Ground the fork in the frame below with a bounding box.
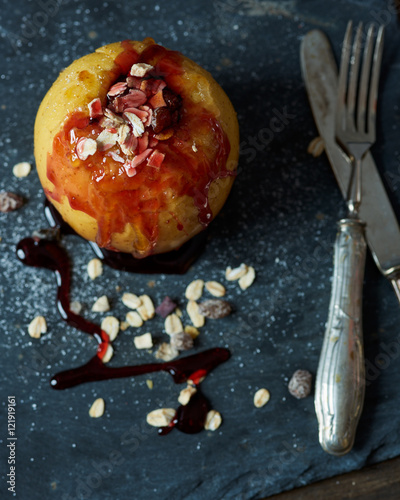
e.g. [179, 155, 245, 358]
[314, 21, 384, 456]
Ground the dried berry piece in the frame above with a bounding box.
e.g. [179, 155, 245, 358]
[151, 107, 179, 134]
[198, 299, 232, 319]
[0, 192, 24, 212]
[162, 88, 182, 110]
[170, 332, 194, 351]
[288, 369, 312, 399]
[155, 296, 177, 318]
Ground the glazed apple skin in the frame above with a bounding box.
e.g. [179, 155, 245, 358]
[34, 38, 239, 258]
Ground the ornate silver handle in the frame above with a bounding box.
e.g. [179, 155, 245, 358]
[315, 218, 367, 455]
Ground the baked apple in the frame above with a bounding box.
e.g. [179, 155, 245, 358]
[34, 38, 239, 258]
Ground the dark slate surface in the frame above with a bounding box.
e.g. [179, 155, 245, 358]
[2, 0, 400, 499]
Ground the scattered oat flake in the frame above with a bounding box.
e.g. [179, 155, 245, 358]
[92, 295, 110, 312]
[205, 281, 226, 297]
[101, 316, 120, 341]
[87, 258, 103, 280]
[178, 385, 197, 406]
[184, 325, 200, 339]
[134, 332, 153, 349]
[307, 136, 325, 157]
[254, 388, 270, 408]
[122, 293, 142, 309]
[155, 342, 179, 362]
[96, 129, 118, 151]
[186, 300, 205, 328]
[225, 263, 248, 281]
[146, 379, 154, 390]
[146, 408, 176, 427]
[89, 398, 105, 418]
[102, 344, 114, 363]
[164, 313, 183, 336]
[238, 266, 256, 290]
[126, 311, 143, 327]
[204, 410, 222, 431]
[137, 295, 155, 321]
[28, 316, 47, 339]
[120, 320, 130, 331]
[13, 162, 31, 178]
[175, 307, 183, 318]
[185, 279, 204, 301]
[70, 301, 82, 314]
[0, 192, 24, 212]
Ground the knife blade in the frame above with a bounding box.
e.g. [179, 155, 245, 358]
[300, 29, 400, 298]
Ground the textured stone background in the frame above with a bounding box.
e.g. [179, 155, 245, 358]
[1, 0, 400, 499]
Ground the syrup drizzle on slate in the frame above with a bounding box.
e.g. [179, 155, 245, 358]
[16, 204, 230, 434]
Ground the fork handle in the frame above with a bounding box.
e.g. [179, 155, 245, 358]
[315, 218, 366, 456]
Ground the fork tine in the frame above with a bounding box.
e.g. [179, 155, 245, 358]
[367, 25, 385, 140]
[336, 20, 353, 133]
[347, 22, 363, 130]
[356, 24, 375, 134]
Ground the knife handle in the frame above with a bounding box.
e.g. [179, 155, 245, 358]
[315, 218, 367, 456]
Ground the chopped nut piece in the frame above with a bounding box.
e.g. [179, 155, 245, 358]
[130, 62, 154, 77]
[225, 263, 248, 281]
[155, 296, 177, 318]
[146, 379, 153, 389]
[70, 301, 82, 314]
[89, 398, 105, 418]
[205, 281, 226, 297]
[164, 313, 183, 336]
[28, 316, 47, 339]
[0, 192, 24, 212]
[198, 299, 232, 319]
[186, 300, 205, 327]
[121, 293, 142, 310]
[170, 332, 194, 351]
[238, 266, 256, 290]
[102, 344, 114, 363]
[87, 258, 103, 280]
[307, 136, 325, 157]
[178, 385, 197, 405]
[126, 311, 143, 327]
[288, 370, 312, 399]
[134, 332, 153, 349]
[13, 161, 31, 178]
[185, 279, 204, 300]
[155, 342, 179, 361]
[92, 295, 110, 312]
[254, 388, 271, 408]
[101, 316, 120, 341]
[204, 410, 222, 431]
[146, 408, 175, 427]
[184, 325, 200, 339]
[137, 295, 155, 321]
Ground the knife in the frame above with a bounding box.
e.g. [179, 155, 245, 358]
[300, 29, 398, 455]
[301, 30, 400, 292]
